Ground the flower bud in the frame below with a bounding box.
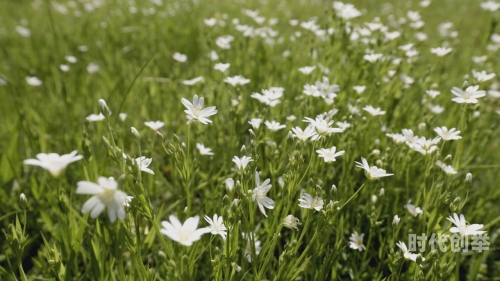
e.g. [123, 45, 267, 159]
[225, 178, 234, 191]
[131, 127, 140, 139]
[393, 215, 400, 225]
[283, 215, 301, 230]
[19, 193, 27, 209]
[98, 99, 111, 116]
[418, 122, 427, 131]
[465, 173, 472, 182]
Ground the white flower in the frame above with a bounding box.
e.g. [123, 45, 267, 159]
[232, 156, 253, 171]
[404, 200, 423, 216]
[291, 126, 316, 141]
[59, 64, 70, 72]
[298, 193, 324, 211]
[26, 76, 42, 86]
[428, 104, 445, 114]
[24, 151, 83, 178]
[315, 76, 340, 97]
[396, 241, 425, 262]
[436, 160, 458, 175]
[243, 233, 262, 262]
[204, 18, 217, 26]
[248, 118, 263, 129]
[349, 232, 366, 251]
[135, 156, 154, 174]
[264, 120, 286, 131]
[181, 94, 217, 124]
[333, 2, 362, 19]
[353, 85, 366, 94]
[173, 52, 187, 62]
[393, 215, 400, 225]
[303, 116, 343, 140]
[76, 177, 127, 223]
[447, 213, 486, 236]
[472, 69, 496, 82]
[430, 47, 452, 56]
[355, 157, 393, 179]
[182, 76, 204, 85]
[196, 143, 214, 155]
[252, 171, 274, 217]
[434, 126, 462, 141]
[363, 105, 386, 116]
[209, 50, 219, 61]
[86, 113, 105, 122]
[481, 1, 500, 11]
[316, 146, 345, 162]
[214, 63, 230, 72]
[225, 178, 235, 191]
[298, 66, 316, 75]
[65, 55, 77, 63]
[204, 214, 227, 239]
[160, 215, 211, 246]
[16, 26, 31, 37]
[283, 215, 301, 230]
[144, 121, 164, 131]
[336, 121, 351, 130]
[224, 75, 250, 86]
[303, 84, 321, 97]
[363, 53, 383, 62]
[86, 62, 100, 73]
[410, 137, 441, 155]
[451, 85, 486, 104]
[426, 90, 440, 99]
[215, 35, 234, 49]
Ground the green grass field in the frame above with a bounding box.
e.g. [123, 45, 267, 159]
[1, 0, 500, 280]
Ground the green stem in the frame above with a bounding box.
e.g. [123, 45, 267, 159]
[340, 182, 366, 209]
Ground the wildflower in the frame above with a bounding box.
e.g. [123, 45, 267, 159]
[303, 116, 343, 140]
[428, 104, 445, 114]
[144, 121, 164, 131]
[451, 85, 486, 104]
[243, 234, 262, 262]
[60, 64, 70, 72]
[316, 146, 345, 162]
[225, 178, 235, 191]
[24, 151, 83, 178]
[264, 120, 286, 131]
[135, 156, 154, 174]
[196, 143, 214, 155]
[430, 47, 452, 56]
[232, 156, 253, 171]
[26, 76, 42, 86]
[204, 214, 227, 239]
[181, 94, 217, 124]
[76, 177, 127, 223]
[466, 173, 472, 182]
[426, 90, 440, 99]
[291, 126, 316, 141]
[396, 241, 425, 262]
[315, 76, 340, 97]
[336, 121, 351, 130]
[410, 137, 441, 155]
[214, 63, 230, 72]
[472, 69, 496, 82]
[298, 66, 316, 75]
[86, 113, 105, 122]
[215, 35, 234, 49]
[86, 62, 100, 74]
[393, 215, 400, 225]
[248, 118, 263, 129]
[404, 200, 423, 216]
[298, 193, 324, 211]
[65, 55, 77, 63]
[19, 193, 28, 209]
[131, 127, 140, 139]
[436, 161, 458, 175]
[447, 213, 486, 236]
[363, 53, 383, 62]
[355, 157, 393, 179]
[173, 52, 187, 62]
[349, 232, 366, 251]
[160, 215, 211, 246]
[332, 2, 362, 19]
[252, 171, 274, 217]
[283, 215, 301, 230]
[16, 26, 31, 37]
[363, 105, 386, 116]
[303, 84, 321, 97]
[224, 75, 250, 86]
[434, 126, 462, 140]
[481, 1, 500, 11]
[182, 76, 204, 85]
[353, 85, 366, 94]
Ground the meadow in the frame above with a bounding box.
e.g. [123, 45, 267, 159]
[1, 0, 500, 280]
